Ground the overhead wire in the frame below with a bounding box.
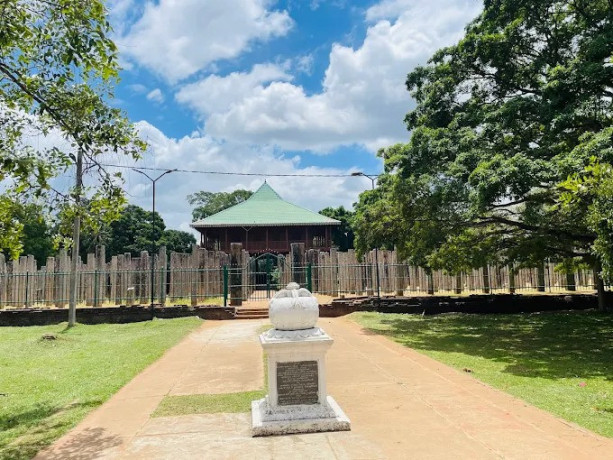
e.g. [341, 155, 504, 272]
[99, 163, 381, 178]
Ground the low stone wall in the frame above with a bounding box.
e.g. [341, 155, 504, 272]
[319, 301, 362, 317]
[366, 293, 607, 315]
[2, 293, 609, 326]
[0, 305, 235, 327]
[325, 293, 609, 316]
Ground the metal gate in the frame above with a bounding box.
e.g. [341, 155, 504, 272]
[223, 253, 314, 305]
[245, 253, 290, 301]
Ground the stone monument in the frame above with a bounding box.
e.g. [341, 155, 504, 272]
[251, 282, 351, 436]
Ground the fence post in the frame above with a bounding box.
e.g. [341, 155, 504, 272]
[223, 265, 228, 307]
[25, 271, 30, 308]
[266, 255, 271, 298]
[307, 263, 312, 292]
[509, 265, 516, 294]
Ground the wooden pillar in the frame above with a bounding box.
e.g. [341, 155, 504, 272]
[305, 227, 309, 249]
[230, 242, 243, 306]
[509, 265, 516, 294]
[266, 228, 269, 250]
[285, 227, 289, 252]
[224, 228, 228, 253]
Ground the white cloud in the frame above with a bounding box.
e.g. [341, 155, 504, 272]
[120, 0, 293, 82]
[175, 63, 292, 119]
[146, 88, 165, 104]
[177, 0, 481, 152]
[295, 54, 314, 75]
[123, 121, 367, 232]
[129, 83, 147, 94]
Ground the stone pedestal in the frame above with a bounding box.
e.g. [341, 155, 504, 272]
[252, 328, 350, 436]
[251, 283, 350, 436]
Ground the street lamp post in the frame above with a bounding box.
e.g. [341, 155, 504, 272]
[351, 171, 381, 300]
[133, 168, 177, 313]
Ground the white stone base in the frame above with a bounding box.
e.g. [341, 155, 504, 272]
[251, 396, 351, 437]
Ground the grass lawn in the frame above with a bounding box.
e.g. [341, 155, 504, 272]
[153, 333, 270, 419]
[352, 311, 613, 438]
[154, 390, 266, 417]
[0, 317, 202, 460]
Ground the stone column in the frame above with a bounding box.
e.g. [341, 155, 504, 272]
[291, 242, 305, 286]
[230, 242, 243, 306]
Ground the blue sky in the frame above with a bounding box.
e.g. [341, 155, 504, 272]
[102, 0, 482, 233]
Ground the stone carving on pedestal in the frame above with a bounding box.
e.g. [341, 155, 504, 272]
[251, 282, 351, 436]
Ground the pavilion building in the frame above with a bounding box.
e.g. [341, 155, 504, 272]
[190, 182, 340, 254]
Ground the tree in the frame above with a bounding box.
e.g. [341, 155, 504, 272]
[159, 230, 197, 254]
[188, 190, 253, 221]
[355, 0, 613, 308]
[559, 157, 613, 282]
[101, 205, 165, 257]
[1, 1, 145, 323]
[16, 204, 54, 267]
[1, 0, 144, 231]
[319, 206, 355, 251]
[68, 205, 196, 257]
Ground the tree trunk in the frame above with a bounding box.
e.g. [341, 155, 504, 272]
[68, 149, 83, 326]
[593, 261, 608, 312]
[537, 264, 546, 292]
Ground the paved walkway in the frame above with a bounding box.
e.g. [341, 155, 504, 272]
[37, 317, 613, 459]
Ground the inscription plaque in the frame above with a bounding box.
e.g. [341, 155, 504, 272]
[276, 360, 319, 406]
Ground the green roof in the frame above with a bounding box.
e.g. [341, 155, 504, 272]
[190, 182, 341, 228]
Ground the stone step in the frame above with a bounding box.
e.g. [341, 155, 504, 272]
[235, 309, 269, 319]
[234, 314, 270, 320]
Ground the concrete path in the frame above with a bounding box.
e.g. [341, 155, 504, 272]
[37, 317, 613, 459]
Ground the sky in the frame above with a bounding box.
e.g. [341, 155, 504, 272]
[96, 0, 483, 234]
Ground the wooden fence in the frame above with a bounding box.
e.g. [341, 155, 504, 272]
[0, 244, 598, 309]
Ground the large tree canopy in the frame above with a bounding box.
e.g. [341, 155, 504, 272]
[0, 0, 144, 257]
[355, 0, 613, 292]
[319, 206, 356, 251]
[64, 204, 197, 258]
[188, 189, 253, 221]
